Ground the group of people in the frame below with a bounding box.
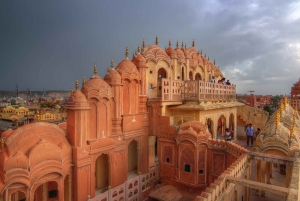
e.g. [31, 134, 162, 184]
[210, 76, 231, 85]
[245, 123, 260, 146]
[222, 124, 261, 146]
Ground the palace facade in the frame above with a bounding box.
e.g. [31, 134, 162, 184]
[0, 38, 299, 201]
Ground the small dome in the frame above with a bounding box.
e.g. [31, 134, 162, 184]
[132, 53, 146, 68]
[66, 90, 89, 109]
[175, 48, 184, 56]
[166, 46, 176, 57]
[104, 69, 122, 85]
[84, 75, 111, 90]
[117, 58, 138, 73]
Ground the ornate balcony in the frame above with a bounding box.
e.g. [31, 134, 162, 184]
[160, 78, 236, 102]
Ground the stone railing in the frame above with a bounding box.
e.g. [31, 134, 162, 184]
[208, 139, 248, 158]
[195, 150, 248, 201]
[88, 165, 159, 201]
[184, 80, 236, 102]
[161, 79, 183, 102]
[160, 79, 236, 102]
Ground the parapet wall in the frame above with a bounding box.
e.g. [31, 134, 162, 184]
[196, 141, 248, 201]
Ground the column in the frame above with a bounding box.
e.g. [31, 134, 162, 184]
[59, 178, 65, 201]
[270, 163, 273, 178]
[256, 160, 261, 183]
[265, 162, 270, 184]
[261, 161, 265, 197]
[286, 165, 292, 188]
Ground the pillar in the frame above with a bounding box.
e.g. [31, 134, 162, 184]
[256, 160, 261, 183]
[286, 165, 292, 188]
[59, 178, 65, 201]
[266, 162, 270, 184]
[261, 161, 265, 197]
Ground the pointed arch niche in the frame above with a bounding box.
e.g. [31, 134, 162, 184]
[95, 154, 110, 194]
[127, 140, 139, 179]
[217, 115, 226, 138]
[195, 73, 201, 81]
[157, 68, 167, 98]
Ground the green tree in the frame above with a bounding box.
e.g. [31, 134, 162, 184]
[271, 95, 281, 110]
[263, 105, 273, 115]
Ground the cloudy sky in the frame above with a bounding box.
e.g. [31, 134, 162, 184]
[1, 0, 300, 95]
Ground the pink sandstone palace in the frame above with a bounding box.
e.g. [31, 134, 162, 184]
[0, 37, 300, 201]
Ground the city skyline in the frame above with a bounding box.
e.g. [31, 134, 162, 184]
[1, 0, 300, 95]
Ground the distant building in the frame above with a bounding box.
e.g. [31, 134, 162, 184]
[290, 78, 300, 112]
[237, 94, 272, 109]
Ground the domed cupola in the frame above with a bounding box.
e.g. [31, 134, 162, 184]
[81, 64, 113, 98]
[141, 37, 171, 65]
[131, 45, 147, 68]
[174, 41, 185, 63]
[104, 59, 122, 85]
[66, 79, 89, 109]
[116, 48, 141, 81]
[176, 121, 212, 145]
[165, 40, 177, 59]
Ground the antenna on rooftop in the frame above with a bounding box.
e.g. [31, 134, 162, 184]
[15, 84, 19, 99]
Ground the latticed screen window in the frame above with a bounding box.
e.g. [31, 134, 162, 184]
[184, 164, 191, 172]
[199, 169, 204, 174]
[166, 157, 170, 163]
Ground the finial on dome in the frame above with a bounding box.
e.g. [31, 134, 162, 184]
[214, 59, 216, 65]
[208, 56, 210, 61]
[192, 39, 195, 47]
[200, 49, 202, 55]
[165, 46, 167, 51]
[284, 94, 288, 107]
[290, 125, 294, 139]
[125, 47, 129, 58]
[176, 41, 179, 48]
[71, 88, 73, 96]
[155, 36, 158, 45]
[181, 41, 184, 48]
[169, 39, 171, 47]
[111, 59, 114, 69]
[280, 101, 283, 121]
[75, 79, 78, 90]
[82, 77, 85, 86]
[275, 111, 280, 135]
[142, 39, 145, 49]
[185, 43, 187, 49]
[0, 138, 5, 147]
[137, 44, 140, 53]
[204, 53, 206, 58]
[94, 63, 97, 75]
[291, 109, 297, 138]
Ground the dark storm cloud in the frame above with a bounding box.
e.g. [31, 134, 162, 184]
[0, 0, 299, 95]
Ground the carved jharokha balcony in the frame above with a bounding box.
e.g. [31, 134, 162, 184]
[160, 78, 236, 102]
